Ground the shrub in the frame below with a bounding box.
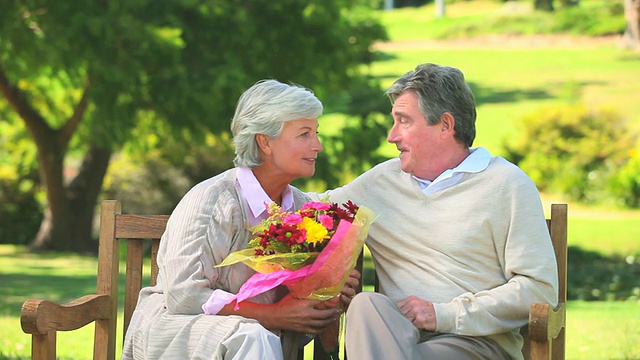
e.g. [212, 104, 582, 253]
[503, 105, 638, 205]
[568, 246, 640, 301]
[103, 132, 235, 215]
[609, 147, 640, 208]
[0, 119, 43, 245]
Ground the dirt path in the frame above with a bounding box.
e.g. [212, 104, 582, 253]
[375, 34, 623, 50]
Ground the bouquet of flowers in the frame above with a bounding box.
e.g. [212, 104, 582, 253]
[213, 199, 374, 358]
[216, 199, 375, 306]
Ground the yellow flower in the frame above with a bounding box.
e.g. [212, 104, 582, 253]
[300, 217, 328, 245]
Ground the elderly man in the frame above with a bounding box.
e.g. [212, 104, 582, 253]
[313, 63, 558, 360]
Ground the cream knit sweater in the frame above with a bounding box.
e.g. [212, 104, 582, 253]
[317, 156, 558, 360]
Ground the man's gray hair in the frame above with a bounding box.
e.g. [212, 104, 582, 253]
[386, 63, 476, 147]
[231, 79, 323, 167]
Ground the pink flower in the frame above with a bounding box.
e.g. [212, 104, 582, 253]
[317, 214, 334, 230]
[302, 201, 331, 211]
[284, 213, 303, 225]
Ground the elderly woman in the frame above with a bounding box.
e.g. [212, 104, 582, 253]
[122, 80, 359, 360]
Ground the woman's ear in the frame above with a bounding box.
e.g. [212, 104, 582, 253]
[256, 134, 272, 155]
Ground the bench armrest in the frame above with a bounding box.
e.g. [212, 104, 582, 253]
[21, 294, 112, 335]
[528, 301, 566, 342]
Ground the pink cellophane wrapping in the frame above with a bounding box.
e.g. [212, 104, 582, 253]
[215, 205, 374, 310]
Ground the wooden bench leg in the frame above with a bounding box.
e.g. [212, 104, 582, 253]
[31, 331, 56, 360]
[530, 339, 551, 360]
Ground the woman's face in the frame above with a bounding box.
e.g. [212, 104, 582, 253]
[266, 118, 323, 181]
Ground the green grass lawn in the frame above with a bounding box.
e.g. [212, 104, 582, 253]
[3, 1, 640, 359]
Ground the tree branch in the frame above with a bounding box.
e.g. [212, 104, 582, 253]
[0, 61, 53, 144]
[60, 78, 90, 146]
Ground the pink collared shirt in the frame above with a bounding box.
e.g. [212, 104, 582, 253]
[235, 166, 295, 226]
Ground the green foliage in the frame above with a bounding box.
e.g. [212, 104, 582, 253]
[0, 119, 42, 245]
[379, 0, 626, 41]
[0, 0, 388, 145]
[609, 147, 640, 208]
[0, 0, 389, 250]
[552, 1, 626, 36]
[103, 131, 235, 215]
[568, 246, 640, 301]
[504, 105, 638, 205]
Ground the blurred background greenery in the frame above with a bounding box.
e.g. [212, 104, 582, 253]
[1, 0, 639, 359]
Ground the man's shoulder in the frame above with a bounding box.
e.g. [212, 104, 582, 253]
[371, 158, 403, 173]
[288, 185, 312, 205]
[485, 156, 539, 191]
[488, 156, 526, 176]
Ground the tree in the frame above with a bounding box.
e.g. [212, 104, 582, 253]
[623, 0, 640, 50]
[534, 0, 555, 12]
[0, 0, 387, 252]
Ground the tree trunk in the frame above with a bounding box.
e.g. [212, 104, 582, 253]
[0, 63, 108, 252]
[435, 0, 445, 18]
[622, 0, 640, 51]
[29, 143, 112, 252]
[67, 144, 112, 252]
[28, 130, 73, 251]
[534, 0, 554, 11]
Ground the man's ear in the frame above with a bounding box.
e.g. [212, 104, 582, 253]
[256, 134, 272, 155]
[440, 112, 455, 135]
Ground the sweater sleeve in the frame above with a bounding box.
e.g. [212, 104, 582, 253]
[433, 173, 559, 336]
[158, 177, 245, 315]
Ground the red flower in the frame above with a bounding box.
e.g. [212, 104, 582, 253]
[249, 200, 361, 256]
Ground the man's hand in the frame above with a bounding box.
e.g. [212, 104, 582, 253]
[396, 295, 437, 331]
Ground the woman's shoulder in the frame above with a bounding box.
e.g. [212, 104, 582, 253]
[189, 169, 237, 195]
[173, 169, 241, 215]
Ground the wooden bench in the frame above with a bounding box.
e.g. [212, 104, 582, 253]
[21, 200, 566, 360]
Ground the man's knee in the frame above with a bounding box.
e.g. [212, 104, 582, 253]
[350, 292, 389, 308]
[347, 292, 396, 324]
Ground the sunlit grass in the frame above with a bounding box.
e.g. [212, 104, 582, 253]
[566, 301, 640, 360]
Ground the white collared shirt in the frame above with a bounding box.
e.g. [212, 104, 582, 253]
[412, 147, 492, 195]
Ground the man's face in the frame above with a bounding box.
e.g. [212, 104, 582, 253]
[387, 91, 443, 180]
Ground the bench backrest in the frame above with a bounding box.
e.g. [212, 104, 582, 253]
[96, 200, 169, 359]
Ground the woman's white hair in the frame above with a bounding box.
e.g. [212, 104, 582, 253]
[231, 79, 323, 168]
